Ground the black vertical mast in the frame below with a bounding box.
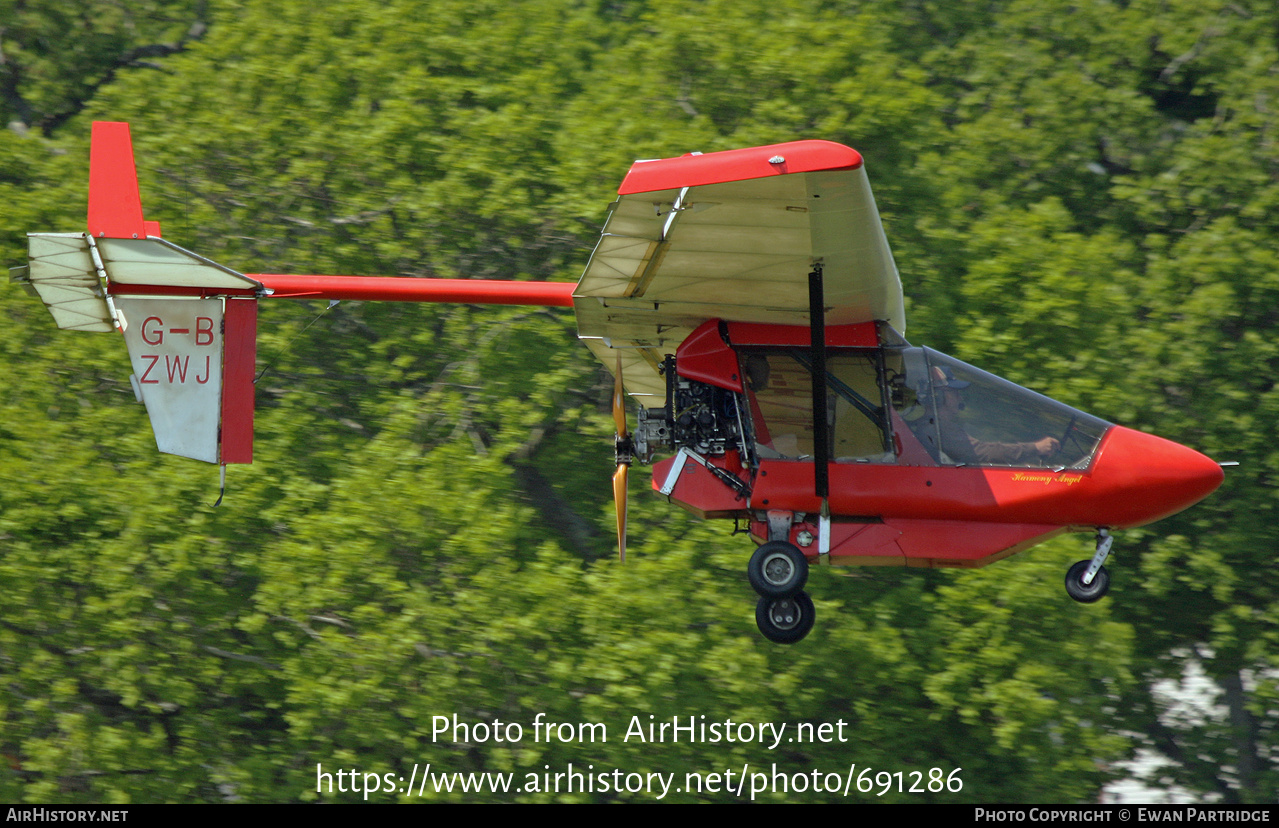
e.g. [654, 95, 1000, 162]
[808, 265, 829, 499]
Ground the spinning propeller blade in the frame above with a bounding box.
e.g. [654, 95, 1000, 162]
[613, 463, 628, 563]
[612, 354, 629, 437]
[613, 354, 630, 562]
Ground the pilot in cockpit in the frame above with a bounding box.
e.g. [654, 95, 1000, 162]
[932, 365, 1060, 466]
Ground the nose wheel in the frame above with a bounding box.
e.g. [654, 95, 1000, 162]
[1065, 529, 1113, 603]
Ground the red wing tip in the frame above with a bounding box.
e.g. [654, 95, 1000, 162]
[618, 140, 863, 195]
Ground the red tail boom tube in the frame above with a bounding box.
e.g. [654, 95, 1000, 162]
[250, 274, 576, 306]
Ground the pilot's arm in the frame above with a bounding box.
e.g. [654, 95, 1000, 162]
[970, 436, 1060, 465]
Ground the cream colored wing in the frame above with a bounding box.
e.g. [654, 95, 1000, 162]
[574, 140, 903, 405]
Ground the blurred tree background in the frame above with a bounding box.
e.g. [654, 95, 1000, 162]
[0, 0, 1274, 803]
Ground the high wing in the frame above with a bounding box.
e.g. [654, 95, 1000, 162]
[572, 140, 904, 403]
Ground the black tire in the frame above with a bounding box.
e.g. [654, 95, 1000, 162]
[755, 591, 816, 644]
[748, 540, 809, 598]
[1065, 559, 1110, 603]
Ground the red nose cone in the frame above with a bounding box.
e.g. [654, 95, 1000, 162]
[1091, 426, 1225, 527]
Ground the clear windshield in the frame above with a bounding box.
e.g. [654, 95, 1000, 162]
[741, 345, 1110, 470]
[886, 347, 1110, 469]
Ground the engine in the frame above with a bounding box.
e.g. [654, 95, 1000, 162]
[633, 357, 749, 464]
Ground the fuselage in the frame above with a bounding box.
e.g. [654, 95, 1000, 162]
[648, 319, 1223, 567]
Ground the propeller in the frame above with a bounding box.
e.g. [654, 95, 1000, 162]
[612, 354, 632, 562]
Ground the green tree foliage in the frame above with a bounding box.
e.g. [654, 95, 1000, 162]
[0, 0, 1274, 803]
[0, 1, 210, 136]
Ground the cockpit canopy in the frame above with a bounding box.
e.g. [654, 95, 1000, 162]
[741, 343, 1110, 470]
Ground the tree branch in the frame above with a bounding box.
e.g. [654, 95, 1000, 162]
[36, 13, 211, 137]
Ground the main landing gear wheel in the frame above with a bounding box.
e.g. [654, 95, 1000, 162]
[748, 541, 809, 598]
[755, 591, 815, 644]
[1065, 560, 1110, 603]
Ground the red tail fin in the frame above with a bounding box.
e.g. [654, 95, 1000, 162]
[87, 122, 158, 239]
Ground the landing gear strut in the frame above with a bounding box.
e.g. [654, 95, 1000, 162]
[1065, 529, 1113, 603]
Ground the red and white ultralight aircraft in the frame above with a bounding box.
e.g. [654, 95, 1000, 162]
[15, 122, 1225, 643]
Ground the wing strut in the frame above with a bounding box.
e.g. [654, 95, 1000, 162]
[809, 264, 829, 500]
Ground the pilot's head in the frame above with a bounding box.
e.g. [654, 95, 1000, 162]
[931, 365, 970, 411]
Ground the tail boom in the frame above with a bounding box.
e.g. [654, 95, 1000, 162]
[248, 273, 575, 306]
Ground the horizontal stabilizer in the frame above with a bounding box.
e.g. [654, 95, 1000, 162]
[98, 236, 263, 292]
[20, 234, 115, 331]
[25, 233, 264, 321]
